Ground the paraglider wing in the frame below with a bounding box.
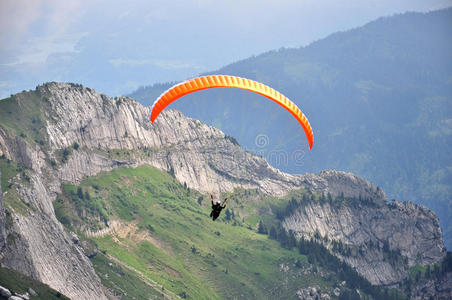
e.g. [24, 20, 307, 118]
[150, 75, 313, 149]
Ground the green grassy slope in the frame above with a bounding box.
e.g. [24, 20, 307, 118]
[55, 165, 374, 299]
[0, 266, 70, 299]
[0, 90, 50, 151]
[0, 156, 33, 216]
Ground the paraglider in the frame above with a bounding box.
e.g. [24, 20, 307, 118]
[150, 75, 314, 149]
[210, 193, 228, 221]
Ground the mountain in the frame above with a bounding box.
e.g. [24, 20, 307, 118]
[129, 8, 452, 249]
[0, 83, 449, 298]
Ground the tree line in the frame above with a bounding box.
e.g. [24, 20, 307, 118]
[272, 192, 378, 221]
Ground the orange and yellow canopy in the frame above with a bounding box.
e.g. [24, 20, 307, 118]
[150, 75, 313, 149]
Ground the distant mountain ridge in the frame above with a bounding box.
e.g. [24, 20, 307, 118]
[129, 8, 452, 249]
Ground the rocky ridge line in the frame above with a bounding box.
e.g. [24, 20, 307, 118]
[0, 82, 446, 297]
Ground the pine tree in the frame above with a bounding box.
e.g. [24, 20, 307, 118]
[77, 187, 84, 199]
[288, 230, 297, 249]
[297, 237, 307, 255]
[434, 264, 440, 279]
[269, 225, 278, 240]
[225, 209, 231, 221]
[327, 192, 333, 204]
[257, 220, 268, 234]
[320, 193, 326, 204]
[314, 230, 321, 240]
[278, 227, 288, 247]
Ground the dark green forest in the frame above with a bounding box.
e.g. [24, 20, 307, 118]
[130, 9, 452, 249]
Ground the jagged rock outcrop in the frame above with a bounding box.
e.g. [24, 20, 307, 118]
[0, 170, 6, 255]
[0, 82, 446, 297]
[0, 285, 12, 298]
[283, 198, 445, 286]
[0, 172, 107, 299]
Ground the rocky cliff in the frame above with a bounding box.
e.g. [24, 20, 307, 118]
[0, 170, 6, 256]
[0, 82, 446, 298]
[0, 167, 107, 298]
[283, 198, 445, 286]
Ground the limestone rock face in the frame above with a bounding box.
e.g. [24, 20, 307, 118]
[34, 83, 392, 200]
[283, 199, 445, 286]
[0, 285, 12, 298]
[299, 170, 386, 203]
[38, 83, 305, 196]
[1, 172, 107, 300]
[0, 82, 446, 297]
[0, 170, 5, 255]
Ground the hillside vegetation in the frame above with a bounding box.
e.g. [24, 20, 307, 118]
[54, 165, 405, 299]
[0, 266, 70, 299]
[130, 9, 452, 249]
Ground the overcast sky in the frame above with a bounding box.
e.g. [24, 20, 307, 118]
[1, 0, 451, 97]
